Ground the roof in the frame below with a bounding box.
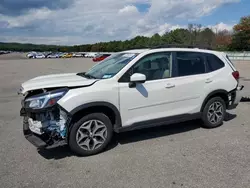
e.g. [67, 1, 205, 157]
[120, 49, 150, 54]
[148, 48, 218, 53]
[119, 47, 220, 55]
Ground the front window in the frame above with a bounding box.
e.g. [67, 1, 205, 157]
[84, 53, 138, 79]
[119, 52, 173, 82]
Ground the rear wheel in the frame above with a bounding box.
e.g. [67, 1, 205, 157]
[201, 97, 226, 128]
[69, 113, 113, 156]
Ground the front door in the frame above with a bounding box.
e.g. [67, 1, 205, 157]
[118, 52, 178, 127]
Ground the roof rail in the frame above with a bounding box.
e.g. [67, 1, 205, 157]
[151, 44, 213, 50]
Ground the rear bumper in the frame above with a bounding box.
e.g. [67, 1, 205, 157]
[227, 85, 244, 110]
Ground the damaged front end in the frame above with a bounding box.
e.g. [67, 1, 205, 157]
[20, 88, 71, 149]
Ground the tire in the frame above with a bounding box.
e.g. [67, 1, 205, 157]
[201, 97, 226, 128]
[69, 113, 113, 156]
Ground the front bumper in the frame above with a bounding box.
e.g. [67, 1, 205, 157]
[23, 117, 67, 149]
[21, 105, 70, 149]
[227, 85, 244, 110]
[23, 119, 48, 148]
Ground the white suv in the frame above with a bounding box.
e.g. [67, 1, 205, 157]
[18, 47, 244, 156]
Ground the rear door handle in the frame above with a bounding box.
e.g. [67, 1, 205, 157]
[205, 78, 213, 83]
[165, 83, 175, 88]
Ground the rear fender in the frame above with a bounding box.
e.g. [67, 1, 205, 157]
[200, 89, 229, 112]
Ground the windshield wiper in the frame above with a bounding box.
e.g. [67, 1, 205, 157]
[85, 73, 97, 79]
[77, 72, 97, 79]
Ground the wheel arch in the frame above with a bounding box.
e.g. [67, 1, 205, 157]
[200, 89, 229, 112]
[69, 102, 122, 131]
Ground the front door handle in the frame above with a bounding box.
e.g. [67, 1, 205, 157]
[165, 83, 175, 88]
[205, 78, 213, 83]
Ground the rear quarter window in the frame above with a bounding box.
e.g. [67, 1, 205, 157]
[205, 54, 225, 72]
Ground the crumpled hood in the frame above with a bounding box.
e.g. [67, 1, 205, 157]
[19, 73, 97, 94]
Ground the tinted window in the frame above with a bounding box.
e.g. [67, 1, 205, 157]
[226, 55, 236, 68]
[119, 52, 172, 82]
[176, 52, 205, 76]
[206, 54, 224, 72]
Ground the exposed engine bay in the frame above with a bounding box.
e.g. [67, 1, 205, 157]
[20, 87, 70, 148]
[26, 107, 67, 138]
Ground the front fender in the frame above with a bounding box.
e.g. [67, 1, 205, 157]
[69, 101, 122, 129]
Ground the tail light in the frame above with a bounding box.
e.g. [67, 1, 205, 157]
[232, 71, 239, 81]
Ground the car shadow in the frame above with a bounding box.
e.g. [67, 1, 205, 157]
[224, 112, 237, 121]
[37, 136, 118, 160]
[37, 112, 237, 160]
[37, 145, 72, 160]
[116, 119, 201, 145]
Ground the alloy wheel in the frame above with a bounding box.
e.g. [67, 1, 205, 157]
[207, 101, 224, 124]
[76, 120, 107, 151]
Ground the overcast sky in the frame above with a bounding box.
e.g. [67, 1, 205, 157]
[0, 0, 249, 45]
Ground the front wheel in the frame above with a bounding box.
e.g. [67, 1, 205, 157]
[201, 97, 226, 128]
[69, 113, 113, 156]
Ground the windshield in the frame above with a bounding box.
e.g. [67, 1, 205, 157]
[84, 53, 138, 79]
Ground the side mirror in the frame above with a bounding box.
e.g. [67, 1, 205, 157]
[129, 73, 146, 88]
[130, 73, 146, 83]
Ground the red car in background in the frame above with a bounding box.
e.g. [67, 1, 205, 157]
[92, 54, 111, 62]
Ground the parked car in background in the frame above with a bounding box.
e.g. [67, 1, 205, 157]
[73, 53, 84, 58]
[62, 53, 73, 58]
[93, 54, 111, 62]
[85, 53, 97, 58]
[0, 50, 11, 55]
[47, 53, 60, 58]
[34, 53, 45, 59]
[44, 52, 52, 58]
[26, 52, 37, 58]
[58, 52, 65, 58]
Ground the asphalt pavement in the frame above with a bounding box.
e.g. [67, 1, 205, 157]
[0, 57, 249, 188]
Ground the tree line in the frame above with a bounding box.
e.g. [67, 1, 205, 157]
[1, 15, 249, 52]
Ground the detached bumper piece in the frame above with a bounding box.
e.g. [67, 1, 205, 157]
[23, 118, 67, 149]
[23, 118, 47, 148]
[21, 105, 69, 149]
[241, 96, 250, 102]
[227, 85, 244, 110]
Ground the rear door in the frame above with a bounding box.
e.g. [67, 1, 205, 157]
[169, 51, 209, 114]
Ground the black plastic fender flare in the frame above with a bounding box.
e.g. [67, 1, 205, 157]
[200, 89, 229, 112]
[69, 101, 122, 129]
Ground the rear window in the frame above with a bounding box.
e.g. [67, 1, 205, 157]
[226, 55, 235, 67]
[206, 54, 225, 72]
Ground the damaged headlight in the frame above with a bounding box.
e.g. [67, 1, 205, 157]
[25, 88, 68, 109]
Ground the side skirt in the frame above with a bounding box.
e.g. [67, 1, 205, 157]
[115, 113, 202, 133]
